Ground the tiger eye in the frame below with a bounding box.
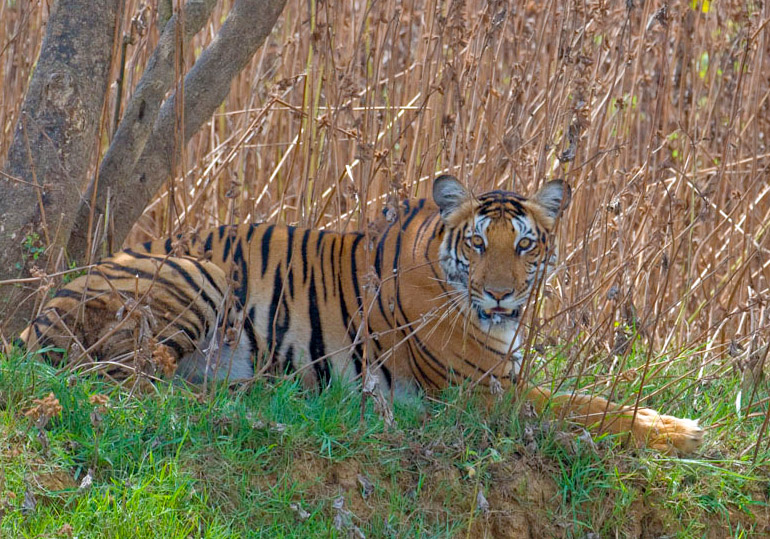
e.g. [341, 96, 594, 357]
[471, 235, 485, 249]
[517, 237, 533, 250]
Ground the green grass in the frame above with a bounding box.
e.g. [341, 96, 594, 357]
[1, 348, 768, 538]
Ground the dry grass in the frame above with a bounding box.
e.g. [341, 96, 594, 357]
[3, 1, 770, 451]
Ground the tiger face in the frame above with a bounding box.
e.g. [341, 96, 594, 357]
[432, 175, 571, 327]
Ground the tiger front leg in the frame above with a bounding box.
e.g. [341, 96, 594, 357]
[565, 396, 704, 456]
[622, 406, 704, 455]
[523, 386, 704, 455]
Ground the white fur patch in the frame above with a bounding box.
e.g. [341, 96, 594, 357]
[176, 328, 254, 383]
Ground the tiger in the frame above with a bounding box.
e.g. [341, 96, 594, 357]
[20, 175, 703, 455]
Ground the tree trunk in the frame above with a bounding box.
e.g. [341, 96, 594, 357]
[0, 0, 119, 335]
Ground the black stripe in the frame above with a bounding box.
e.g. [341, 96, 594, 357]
[330, 236, 339, 298]
[374, 219, 397, 278]
[337, 238, 363, 376]
[393, 230, 402, 272]
[152, 294, 207, 341]
[414, 202, 436, 237]
[267, 268, 290, 361]
[286, 225, 296, 255]
[404, 338, 437, 389]
[380, 364, 392, 389]
[244, 306, 259, 360]
[246, 225, 257, 242]
[189, 259, 225, 297]
[286, 227, 296, 299]
[149, 290, 212, 340]
[315, 230, 327, 255]
[33, 322, 46, 343]
[162, 318, 201, 346]
[308, 268, 330, 386]
[329, 237, 337, 292]
[232, 241, 248, 307]
[413, 335, 458, 386]
[52, 288, 88, 301]
[393, 282, 449, 385]
[320, 239, 329, 303]
[301, 229, 311, 283]
[374, 223, 396, 326]
[91, 260, 212, 332]
[401, 199, 425, 231]
[33, 314, 56, 329]
[160, 338, 186, 358]
[223, 232, 233, 261]
[467, 331, 510, 357]
[425, 225, 444, 281]
[260, 225, 275, 276]
[284, 345, 296, 374]
[349, 235, 367, 375]
[203, 231, 213, 253]
[349, 235, 365, 318]
[116, 252, 220, 314]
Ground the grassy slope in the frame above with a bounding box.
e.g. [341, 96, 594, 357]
[1, 349, 768, 538]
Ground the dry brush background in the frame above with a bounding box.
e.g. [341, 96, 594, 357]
[2, 1, 769, 438]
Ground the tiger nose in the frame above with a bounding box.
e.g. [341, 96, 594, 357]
[484, 287, 514, 301]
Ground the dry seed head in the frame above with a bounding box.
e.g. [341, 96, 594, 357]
[88, 394, 110, 406]
[151, 340, 177, 378]
[57, 523, 74, 538]
[24, 393, 63, 423]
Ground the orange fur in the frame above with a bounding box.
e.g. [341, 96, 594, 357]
[21, 177, 703, 454]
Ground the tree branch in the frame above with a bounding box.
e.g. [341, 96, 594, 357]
[67, 0, 218, 261]
[68, 0, 287, 260]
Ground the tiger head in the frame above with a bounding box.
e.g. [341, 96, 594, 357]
[432, 175, 571, 327]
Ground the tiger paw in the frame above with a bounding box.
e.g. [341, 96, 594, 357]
[634, 409, 704, 456]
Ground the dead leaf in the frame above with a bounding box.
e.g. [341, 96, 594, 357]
[476, 490, 490, 514]
[289, 502, 310, 521]
[357, 474, 374, 499]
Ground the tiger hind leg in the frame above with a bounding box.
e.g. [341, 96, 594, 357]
[20, 252, 248, 382]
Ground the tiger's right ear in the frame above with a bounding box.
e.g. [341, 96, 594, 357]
[433, 175, 470, 219]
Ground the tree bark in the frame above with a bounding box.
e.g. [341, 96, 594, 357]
[0, 0, 119, 334]
[67, 0, 287, 261]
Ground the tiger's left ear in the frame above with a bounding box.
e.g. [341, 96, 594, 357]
[433, 175, 471, 219]
[533, 180, 571, 219]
